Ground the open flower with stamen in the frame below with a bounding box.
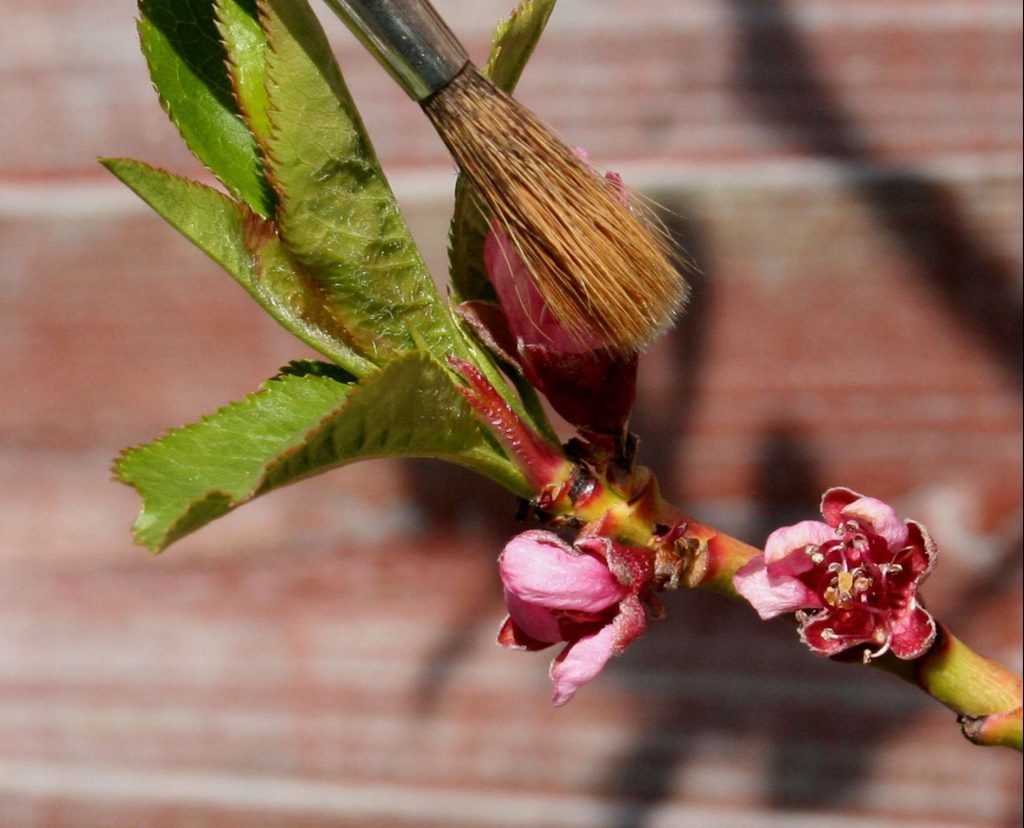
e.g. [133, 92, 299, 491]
[733, 488, 938, 662]
[498, 529, 653, 705]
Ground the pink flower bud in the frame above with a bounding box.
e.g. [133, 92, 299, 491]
[465, 223, 638, 435]
[497, 530, 652, 705]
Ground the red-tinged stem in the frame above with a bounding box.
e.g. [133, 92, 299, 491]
[962, 706, 1023, 750]
[641, 495, 763, 597]
[552, 466, 761, 595]
[449, 357, 573, 492]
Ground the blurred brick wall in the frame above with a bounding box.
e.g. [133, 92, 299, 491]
[1, 0, 1021, 826]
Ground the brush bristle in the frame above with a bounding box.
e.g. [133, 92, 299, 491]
[423, 66, 687, 354]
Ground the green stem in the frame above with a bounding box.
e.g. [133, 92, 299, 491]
[873, 627, 1024, 750]
[914, 628, 1023, 717]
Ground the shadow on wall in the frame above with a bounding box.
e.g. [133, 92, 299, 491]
[629, 194, 715, 503]
[400, 458, 521, 712]
[733, 0, 1022, 389]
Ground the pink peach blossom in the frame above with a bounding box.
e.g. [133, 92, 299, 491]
[498, 529, 652, 705]
[734, 487, 938, 661]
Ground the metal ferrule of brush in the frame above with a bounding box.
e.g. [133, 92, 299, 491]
[322, 0, 469, 101]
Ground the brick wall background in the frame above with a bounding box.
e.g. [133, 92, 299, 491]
[1, 0, 1021, 825]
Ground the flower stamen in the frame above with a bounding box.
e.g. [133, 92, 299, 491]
[863, 631, 893, 663]
[733, 487, 938, 661]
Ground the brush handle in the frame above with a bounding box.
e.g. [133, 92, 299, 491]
[321, 0, 469, 101]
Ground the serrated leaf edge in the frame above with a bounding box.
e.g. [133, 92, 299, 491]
[253, 0, 458, 365]
[101, 155, 258, 271]
[113, 370, 354, 551]
[212, 0, 277, 215]
[136, 6, 273, 216]
[102, 156, 378, 375]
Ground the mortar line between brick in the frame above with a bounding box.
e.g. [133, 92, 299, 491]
[1, 153, 1020, 218]
[0, 758, 984, 827]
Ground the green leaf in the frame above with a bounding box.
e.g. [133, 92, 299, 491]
[101, 158, 375, 376]
[116, 353, 527, 551]
[116, 367, 355, 552]
[448, 0, 558, 302]
[258, 352, 526, 497]
[215, 0, 272, 144]
[258, 0, 458, 362]
[102, 157, 254, 283]
[484, 0, 558, 92]
[138, 0, 275, 217]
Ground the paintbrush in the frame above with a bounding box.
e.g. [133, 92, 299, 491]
[320, 0, 687, 353]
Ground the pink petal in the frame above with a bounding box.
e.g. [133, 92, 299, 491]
[841, 496, 908, 549]
[820, 487, 861, 527]
[763, 520, 835, 567]
[500, 593, 562, 646]
[483, 227, 547, 334]
[603, 171, 629, 207]
[733, 557, 817, 619]
[484, 227, 585, 354]
[483, 224, 602, 354]
[499, 531, 628, 613]
[889, 604, 937, 659]
[549, 619, 619, 706]
[571, 147, 628, 207]
[904, 521, 939, 581]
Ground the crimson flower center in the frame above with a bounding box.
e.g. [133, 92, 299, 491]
[796, 520, 921, 659]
